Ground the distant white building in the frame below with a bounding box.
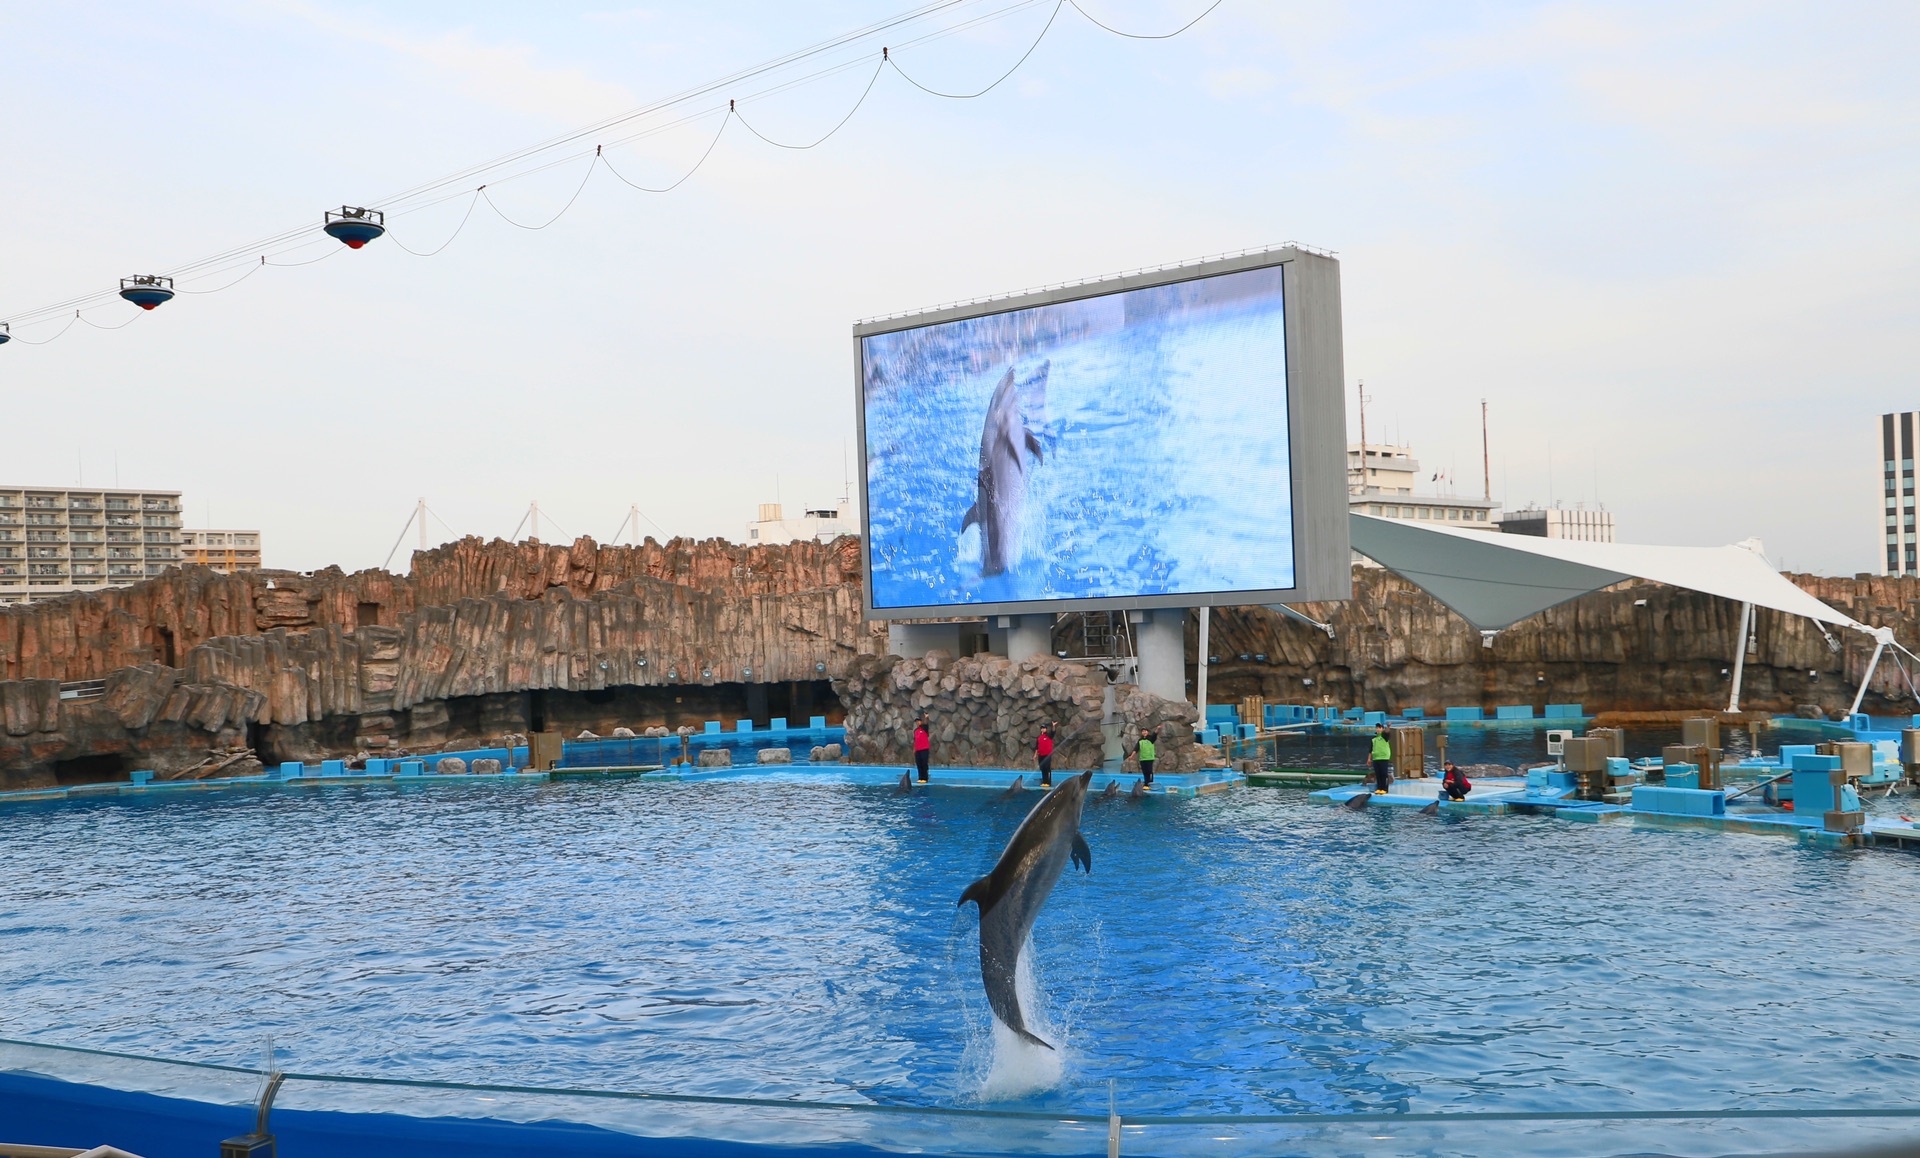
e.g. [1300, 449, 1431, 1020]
[1348, 443, 1500, 530]
[746, 502, 854, 544]
[1497, 504, 1615, 542]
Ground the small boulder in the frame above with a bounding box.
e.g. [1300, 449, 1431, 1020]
[757, 747, 792, 764]
[435, 757, 468, 775]
[612, 726, 636, 738]
[470, 757, 502, 776]
[576, 730, 600, 740]
[645, 726, 670, 738]
[697, 748, 733, 768]
[822, 742, 844, 761]
[809, 745, 826, 762]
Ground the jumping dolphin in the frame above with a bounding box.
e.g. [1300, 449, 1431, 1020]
[959, 770, 1092, 1051]
[959, 364, 1046, 577]
[894, 771, 914, 796]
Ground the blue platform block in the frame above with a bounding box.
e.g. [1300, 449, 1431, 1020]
[769, 717, 787, 732]
[703, 721, 722, 735]
[1548, 770, 1578, 790]
[1199, 727, 1221, 745]
[1362, 711, 1387, 726]
[1238, 724, 1258, 740]
[1401, 707, 1425, 720]
[397, 760, 425, 776]
[1632, 786, 1726, 816]
[1779, 744, 1816, 767]
[1544, 703, 1584, 719]
[1527, 768, 1550, 789]
[810, 716, 828, 730]
[320, 759, 347, 777]
[364, 758, 392, 776]
[1206, 704, 1240, 725]
[735, 719, 754, 733]
[129, 770, 154, 785]
[278, 761, 304, 779]
[1494, 705, 1535, 720]
[1605, 756, 1630, 776]
[1445, 707, 1485, 722]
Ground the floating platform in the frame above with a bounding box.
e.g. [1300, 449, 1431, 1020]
[1306, 778, 1919, 852]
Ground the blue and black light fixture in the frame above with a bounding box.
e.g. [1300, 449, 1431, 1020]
[323, 206, 386, 249]
[0, 323, 10, 346]
[119, 275, 175, 310]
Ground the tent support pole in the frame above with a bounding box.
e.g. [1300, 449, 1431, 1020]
[1195, 607, 1210, 723]
[1727, 601, 1752, 714]
[1850, 634, 1888, 719]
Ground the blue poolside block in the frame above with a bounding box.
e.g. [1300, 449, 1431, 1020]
[1544, 703, 1583, 719]
[1527, 768, 1550, 789]
[1606, 756, 1630, 776]
[1791, 769, 1838, 813]
[1791, 753, 1841, 773]
[1200, 727, 1220, 746]
[320, 759, 347, 777]
[769, 717, 787, 732]
[1401, 707, 1425, 720]
[703, 721, 722, 735]
[1494, 705, 1535, 720]
[1238, 724, 1258, 740]
[277, 761, 304, 779]
[735, 719, 753, 733]
[1548, 770, 1578, 790]
[809, 715, 827, 730]
[397, 760, 425, 776]
[1206, 705, 1239, 725]
[1632, 786, 1726, 816]
[129, 770, 154, 785]
[1362, 711, 1386, 726]
[1445, 707, 1484, 722]
[364, 758, 392, 776]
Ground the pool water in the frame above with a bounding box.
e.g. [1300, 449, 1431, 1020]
[3, 776, 1918, 1123]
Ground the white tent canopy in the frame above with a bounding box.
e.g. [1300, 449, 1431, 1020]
[1348, 513, 1863, 633]
[1344, 513, 1903, 714]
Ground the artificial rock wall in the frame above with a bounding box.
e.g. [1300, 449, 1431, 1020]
[833, 652, 1205, 773]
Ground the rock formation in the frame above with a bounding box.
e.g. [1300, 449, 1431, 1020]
[832, 652, 1204, 773]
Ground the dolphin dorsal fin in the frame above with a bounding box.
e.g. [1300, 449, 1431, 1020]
[959, 875, 993, 910]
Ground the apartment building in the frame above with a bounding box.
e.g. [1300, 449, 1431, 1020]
[0, 487, 184, 605]
[180, 529, 263, 573]
[1882, 412, 1918, 576]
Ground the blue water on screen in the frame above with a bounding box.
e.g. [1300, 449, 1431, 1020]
[863, 269, 1293, 610]
[3, 779, 1919, 1124]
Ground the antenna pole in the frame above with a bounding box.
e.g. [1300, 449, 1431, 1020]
[1481, 399, 1491, 501]
[1355, 380, 1368, 496]
[531, 500, 540, 541]
[418, 498, 427, 550]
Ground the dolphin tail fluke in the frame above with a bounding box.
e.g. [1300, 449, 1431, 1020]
[1012, 1026, 1055, 1051]
[1420, 800, 1440, 816]
[960, 503, 979, 533]
[1071, 831, 1091, 874]
[959, 875, 992, 909]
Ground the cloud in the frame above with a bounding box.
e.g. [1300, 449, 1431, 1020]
[269, 1, 637, 124]
[1203, 65, 1275, 100]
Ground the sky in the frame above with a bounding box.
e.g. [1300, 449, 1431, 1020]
[1, 1, 1915, 577]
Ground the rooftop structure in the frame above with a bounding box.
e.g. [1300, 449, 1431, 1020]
[179, 529, 263, 573]
[1497, 504, 1615, 543]
[0, 486, 183, 605]
[747, 502, 854, 544]
[1347, 443, 1499, 530]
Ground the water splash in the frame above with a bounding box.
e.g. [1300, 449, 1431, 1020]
[975, 945, 1064, 1100]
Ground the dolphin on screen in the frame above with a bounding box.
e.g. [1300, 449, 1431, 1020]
[959, 362, 1047, 577]
[958, 769, 1092, 1051]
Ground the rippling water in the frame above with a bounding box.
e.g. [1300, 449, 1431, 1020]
[3, 779, 1918, 1121]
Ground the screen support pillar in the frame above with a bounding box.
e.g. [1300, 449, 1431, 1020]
[1004, 615, 1054, 664]
[1135, 610, 1185, 703]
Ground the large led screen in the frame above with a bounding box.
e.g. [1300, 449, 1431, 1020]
[859, 263, 1295, 613]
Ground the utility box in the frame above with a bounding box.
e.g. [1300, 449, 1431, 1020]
[1241, 695, 1266, 731]
[528, 730, 563, 771]
[1562, 737, 1608, 800]
[1546, 729, 1574, 757]
[1390, 725, 1426, 778]
[1681, 717, 1721, 749]
[1832, 741, 1872, 780]
[1902, 729, 1920, 774]
[1586, 727, 1626, 759]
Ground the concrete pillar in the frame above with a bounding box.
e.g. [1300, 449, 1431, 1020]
[1135, 609, 1186, 702]
[1004, 614, 1054, 664]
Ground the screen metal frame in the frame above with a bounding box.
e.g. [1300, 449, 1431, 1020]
[852, 245, 1350, 621]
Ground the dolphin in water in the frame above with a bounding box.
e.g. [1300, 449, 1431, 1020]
[1342, 791, 1372, 811]
[1100, 780, 1119, 801]
[997, 776, 1025, 800]
[894, 771, 914, 796]
[959, 770, 1093, 1050]
[960, 363, 1047, 577]
[1128, 779, 1148, 800]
